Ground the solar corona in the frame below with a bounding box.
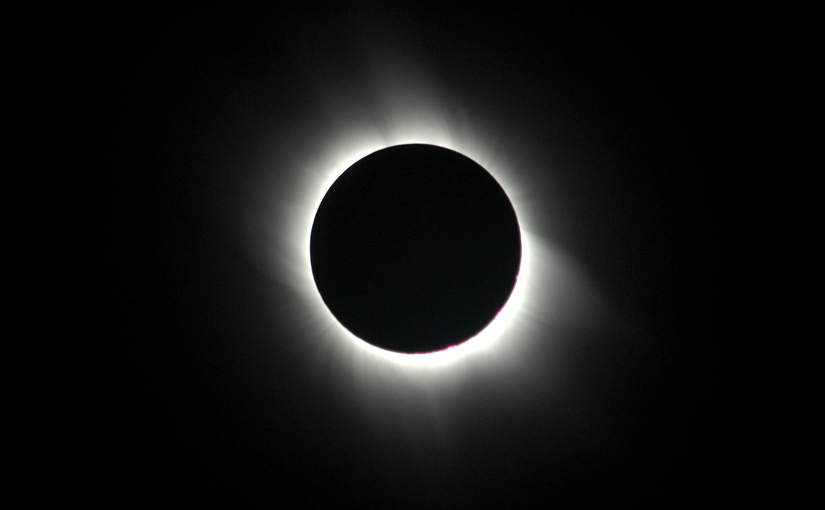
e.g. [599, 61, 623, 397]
[254, 72, 590, 383]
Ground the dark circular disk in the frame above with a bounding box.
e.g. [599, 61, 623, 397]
[310, 144, 521, 354]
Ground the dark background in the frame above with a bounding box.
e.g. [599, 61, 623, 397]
[110, 4, 724, 506]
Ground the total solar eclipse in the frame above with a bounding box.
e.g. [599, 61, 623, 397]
[310, 144, 521, 354]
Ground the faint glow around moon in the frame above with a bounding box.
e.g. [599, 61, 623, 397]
[251, 64, 601, 392]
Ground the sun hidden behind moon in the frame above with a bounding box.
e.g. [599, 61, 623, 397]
[310, 144, 522, 354]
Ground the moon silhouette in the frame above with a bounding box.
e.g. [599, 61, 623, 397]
[310, 144, 521, 354]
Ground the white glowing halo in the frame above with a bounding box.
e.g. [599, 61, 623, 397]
[285, 147, 532, 365]
[259, 78, 570, 381]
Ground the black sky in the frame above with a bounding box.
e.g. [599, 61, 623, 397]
[111, 4, 723, 506]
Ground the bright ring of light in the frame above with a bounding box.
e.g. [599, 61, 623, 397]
[252, 68, 587, 386]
